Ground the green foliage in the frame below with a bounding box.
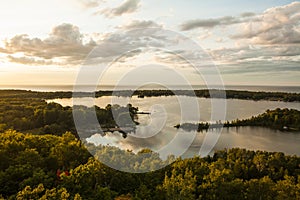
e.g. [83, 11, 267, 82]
[231, 108, 300, 131]
[177, 108, 300, 132]
[93, 146, 175, 173]
[245, 176, 276, 200]
[0, 97, 138, 136]
[160, 169, 197, 200]
[16, 183, 75, 200]
[0, 131, 299, 199]
[0, 131, 90, 198]
[16, 184, 45, 200]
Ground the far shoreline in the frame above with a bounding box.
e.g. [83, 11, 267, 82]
[0, 88, 300, 102]
[0, 84, 299, 93]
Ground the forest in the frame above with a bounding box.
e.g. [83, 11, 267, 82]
[0, 131, 299, 199]
[175, 108, 300, 132]
[0, 97, 138, 137]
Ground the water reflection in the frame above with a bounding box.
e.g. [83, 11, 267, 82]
[49, 96, 300, 158]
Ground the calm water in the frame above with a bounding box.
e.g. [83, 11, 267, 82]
[49, 96, 300, 158]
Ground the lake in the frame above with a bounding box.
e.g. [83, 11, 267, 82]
[49, 96, 300, 159]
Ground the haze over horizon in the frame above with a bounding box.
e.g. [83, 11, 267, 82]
[0, 0, 299, 86]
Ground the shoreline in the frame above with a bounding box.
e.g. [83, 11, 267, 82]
[1, 89, 300, 102]
[0, 84, 300, 93]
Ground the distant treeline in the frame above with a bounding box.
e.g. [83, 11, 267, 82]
[175, 108, 300, 132]
[0, 89, 299, 101]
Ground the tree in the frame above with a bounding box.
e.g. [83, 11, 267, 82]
[160, 168, 197, 200]
[16, 184, 45, 200]
[39, 187, 70, 200]
[274, 175, 299, 200]
[246, 177, 275, 200]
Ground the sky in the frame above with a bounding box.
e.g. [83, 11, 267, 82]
[0, 0, 299, 86]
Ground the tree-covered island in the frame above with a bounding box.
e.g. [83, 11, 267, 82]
[175, 108, 300, 132]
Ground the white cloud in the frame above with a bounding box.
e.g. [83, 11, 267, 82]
[78, 0, 105, 8]
[178, 2, 300, 77]
[0, 23, 96, 65]
[7, 55, 56, 65]
[180, 12, 258, 31]
[95, 0, 140, 18]
[117, 20, 162, 30]
[208, 44, 300, 75]
[211, 45, 300, 63]
[232, 2, 300, 45]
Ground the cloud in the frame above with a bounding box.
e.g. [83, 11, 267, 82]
[239, 12, 256, 18]
[180, 13, 258, 31]
[211, 45, 300, 63]
[179, 2, 300, 45]
[0, 23, 172, 66]
[96, 0, 140, 18]
[7, 55, 55, 65]
[208, 44, 300, 75]
[232, 2, 300, 45]
[84, 28, 169, 65]
[0, 23, 96, 65]
[177, 2, 300, 77]
[180, 16, 238, 31]
[81, 27, 215, 68]
[198, 31, 212, 40]
[78, 0, 105, 8]
[117, 20, 162, 30]
[220, 61, 300, 75]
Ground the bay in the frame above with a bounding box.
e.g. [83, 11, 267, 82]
[49, 96, 300, 158]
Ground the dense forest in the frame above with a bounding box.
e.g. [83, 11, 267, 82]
[0, 89, 299, 102]
[0, 97, 138, 137]
[0, 131, 299, 199]
[175, 108, 300, 132]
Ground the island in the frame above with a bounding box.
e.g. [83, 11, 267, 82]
[175, 108, 300, 132]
